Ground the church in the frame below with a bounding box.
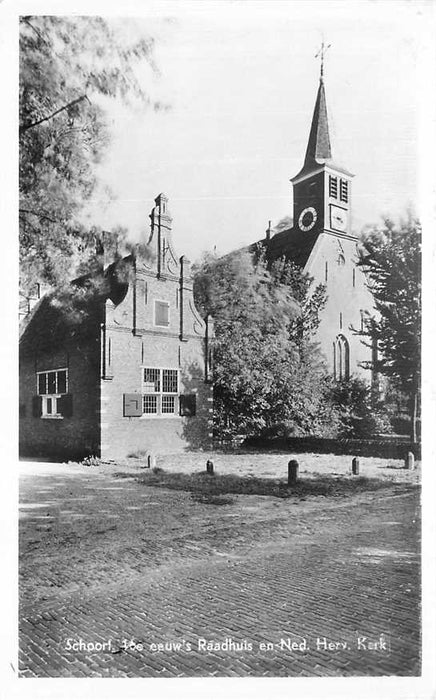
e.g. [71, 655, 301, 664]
[246, 58, 374, 382]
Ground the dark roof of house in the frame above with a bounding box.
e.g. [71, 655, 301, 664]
[19, 256, 133, 354]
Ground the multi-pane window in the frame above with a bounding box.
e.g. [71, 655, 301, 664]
[154, 300, 170, 327]
[340, 179, 348, 203]
[162, 369, 178, 393]
[143, 367, 160, 392]
[143, 395, 158, 414]
[142, 367, 178, 416]
[37, 369, 68, 417]
[329, 176, 338, 198]
[162, 395, 176, 414]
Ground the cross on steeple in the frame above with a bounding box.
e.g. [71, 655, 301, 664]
[315, 40, 331, 81]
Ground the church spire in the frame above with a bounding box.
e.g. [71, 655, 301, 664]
[303, 78, 331, 165]
[291, 43, 353, 184]
[304, 41, 332, 167]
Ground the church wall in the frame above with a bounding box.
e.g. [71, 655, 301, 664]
[305, 233, 374, 381]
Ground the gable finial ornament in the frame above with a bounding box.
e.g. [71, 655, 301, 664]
[315, 39, 331, 82]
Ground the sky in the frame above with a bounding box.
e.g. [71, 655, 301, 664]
[69, 0, 432, 264]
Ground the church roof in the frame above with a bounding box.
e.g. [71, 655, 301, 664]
[242, 225, 319, 270]
[266, 226, 319, 268]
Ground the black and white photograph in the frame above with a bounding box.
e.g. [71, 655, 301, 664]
[2, 0, 435, 695]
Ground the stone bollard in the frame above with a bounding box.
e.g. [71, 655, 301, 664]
[147, 454, 156, 469]
[352, 457, 360, 475]
[288, 459, 299, 486]
[405, 451, 415, 470]
[206, 459, 214, 475]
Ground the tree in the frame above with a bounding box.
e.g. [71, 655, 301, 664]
[193, 250, 335, 440]
[356, 214, 421, 441]
[19, 16, 162, 296]
[269, 256, 327, 362]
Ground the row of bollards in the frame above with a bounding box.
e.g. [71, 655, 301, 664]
[202, 450, 416, 481]
[143, 446, 417, 477]
[350, 452, 416, 474]
[206, 458, 300, 484]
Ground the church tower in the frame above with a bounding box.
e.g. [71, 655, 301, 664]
[266, 45, 374, 382]
[244, 45, 374, 380]
[291, 60, 354, 241]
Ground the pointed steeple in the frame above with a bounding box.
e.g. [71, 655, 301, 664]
[304, 77, 332, 166]
[291, 53, 353, 184]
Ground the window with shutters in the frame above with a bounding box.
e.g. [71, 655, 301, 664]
[179, 394, 197, 417]
[142, 367, 179, 416]
[340, 179, 348, 203]
[36, 368, 69, 418]
[329, 175, 338, 198]
[154, 300, 170, 327]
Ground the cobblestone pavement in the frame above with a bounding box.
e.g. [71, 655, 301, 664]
[19, 462, 421, 678]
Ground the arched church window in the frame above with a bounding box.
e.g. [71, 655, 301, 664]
[337, 253, 345, 266]
[333, 334, 350, 381]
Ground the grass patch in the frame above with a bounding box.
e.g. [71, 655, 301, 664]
[129, 469, 413, 500]
[191, 493, 235, 506]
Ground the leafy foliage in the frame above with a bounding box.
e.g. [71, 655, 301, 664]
[193, 250, 337, 440]
[356, 214, 421, 440]
[328, 376, 392, 438]
[19, 16, 161, 296]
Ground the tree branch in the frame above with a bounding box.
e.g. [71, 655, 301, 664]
[19, 209, 58, 224]
[19, 95, 90, 135]
[21, 17, 50, 46]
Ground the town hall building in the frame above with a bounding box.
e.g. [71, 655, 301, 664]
[19, 194, 214, 461]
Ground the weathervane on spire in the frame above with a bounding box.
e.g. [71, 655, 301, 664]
[315, 39, 331, 81]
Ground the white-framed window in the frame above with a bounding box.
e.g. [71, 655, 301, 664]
[36, 368, 68, 418]
[142, 367, 179, 416]
[154, 300, 170, 327]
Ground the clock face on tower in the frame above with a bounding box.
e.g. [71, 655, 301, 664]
[330, 205, 348, 232]
[298, 206, 318, 232]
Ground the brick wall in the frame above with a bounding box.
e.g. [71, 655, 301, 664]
[19, 335, 101, 461]
[19, 193, 213, 462]
[100, 265, 213, 460]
